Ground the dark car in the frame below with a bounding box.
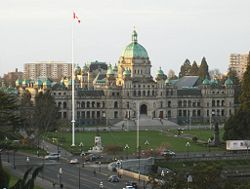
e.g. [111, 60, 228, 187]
[108, 175, 119, 182]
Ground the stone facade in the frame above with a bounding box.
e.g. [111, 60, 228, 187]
[16, 30, 235, 126]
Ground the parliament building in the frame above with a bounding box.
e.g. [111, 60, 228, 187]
[16, 30, 235, 127]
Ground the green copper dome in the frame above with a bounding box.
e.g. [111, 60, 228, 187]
[15, 79, 22, 86]
[106, 64, 114, 76]
[210, 78, 218, 85]
[35, 79, 43, 86]
[225, 78, 233, 86]
[43, 79, 51, 86]
[156, 67, 164, 76]
[202, 77, 210, 85]
[123, 68, 131, 76]
[121, 30, 148, 59]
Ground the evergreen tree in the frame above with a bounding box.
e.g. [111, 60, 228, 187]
[0, 91, 22, 137]
[179, 59, 191, 78]
[224, 51, 250, 140]
[32, 90, 59, 134]
[239, 51, 250, 111]
[198, 57, 210, 80]
[190, 61, 199, 76]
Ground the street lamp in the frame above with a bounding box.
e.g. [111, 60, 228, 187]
[79, 153, 82, 189]
[187, 174, 193, 189]
[185, 142, 191, 157]
[99, 161, 101, 172]
[99, 181, 104, 189]
[79, 141, 84, 155]
[13, 150, 16, 169]
[208, 138, 212, 153]
[5, 137, 9, 163]
[26, 156, 30, 170]
[58, 167, 63, 188]
[124, 144, 130, 159]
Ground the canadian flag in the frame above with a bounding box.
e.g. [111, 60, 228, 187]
[73, 12, 80, 23]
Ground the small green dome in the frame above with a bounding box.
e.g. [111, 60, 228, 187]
[210, 78, 218, 85]
[22, 79, 28, 85]
[202, 77, 210, 85]
[156, 67, 164, 76]
[225, 78, 233, 86]
[121, 30, 148, 59]
[35, 79, 43, 86]
[15, 79, 22, 86]
[113, 64, 118, 72]
[106, 65, 114, 76]
[43, 79, 51, 86]
[165, 79, 171, 85]
[123, 68, 131, 77]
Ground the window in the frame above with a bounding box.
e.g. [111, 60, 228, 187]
[92, 101, 95, 108]
[178, 110, 182, 116]
[81, 102, 85, 108]
[160, 101, 163, 108]
[114, 101, 118, 108]
[212, 100, 215, 107]
[87, 101, 90, 108]
[97, 102, 100, 108]
[102, 102, 105, 108]
[168, 101, 171, 107]
[58, 102, 62, 108]
[127, 102, 129, 109]
[114, 111, 118, 118]
[63, 102, 67, 108]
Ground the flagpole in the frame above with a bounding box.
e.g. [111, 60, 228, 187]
[71, 14, 75, 147]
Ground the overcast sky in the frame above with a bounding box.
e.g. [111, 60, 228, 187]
[1, 0, 250, 77]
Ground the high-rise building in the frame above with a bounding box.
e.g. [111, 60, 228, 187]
[24, 61, 72, 81]
[229, 53, 248, 80]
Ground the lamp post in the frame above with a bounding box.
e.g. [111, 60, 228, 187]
[124, 144, 129, 159]
[79, 153, 82, 189]
[79, 141, 83, 155]
[208, 138, 212, 153]
[58, 167, 63, 188]
[99, 161, 101, 172]
[26, 156, 30, 170]
[99, 181, 104, 189]
[187, 174, 193, 189]
[13, 150, 16, 169]
[185, 142, 191, 157]
[5, 137, 9, 163]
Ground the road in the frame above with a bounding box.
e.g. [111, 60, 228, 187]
[1, 152, 140, 189]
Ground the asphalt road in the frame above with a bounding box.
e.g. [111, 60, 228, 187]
[1, 152, 140, 189]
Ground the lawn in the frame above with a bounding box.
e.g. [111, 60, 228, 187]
[45, 130, 224, 154]
[179, 128, 225, 142]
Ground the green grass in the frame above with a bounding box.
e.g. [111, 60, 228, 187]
[45, 130, 224, 154]
[157, 159, 250, 171]
[181, 128, 225, 142]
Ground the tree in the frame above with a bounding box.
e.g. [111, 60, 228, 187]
[9, 166, 43, 189]
[191, 162, 223, 189]
[0, 91, 22, 138]
[167, 69, 178, 80]
[179, 59, 191, 78]
[198, 57, 210, 80]
[32, 91, 59, 134]
[209, 69, 222, 80]
[0, 155, 10, 189]
[190, 61, 199, 76]
[224, 52, 250, 140]
[20, 90, 34, 136]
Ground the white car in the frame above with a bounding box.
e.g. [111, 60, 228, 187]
[69, 158, 79, 164]
[45, 153, 60, 160]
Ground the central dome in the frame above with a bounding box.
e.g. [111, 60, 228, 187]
[121, 30, 148, 59]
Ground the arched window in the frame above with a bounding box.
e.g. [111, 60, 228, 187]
[58, 102, 62, 108]
[87, 101, 90, 108]
[63, 102, 67, 108]
[81, 102, 85, 108]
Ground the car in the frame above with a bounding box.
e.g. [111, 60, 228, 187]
[69, 158, 79, 164]
[123, 186, 136, 189]
[107, 175, 119, 182]
[126, 181, 137, 189]
[161, 150, 176, 157]
[44, 153, 60, 160]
